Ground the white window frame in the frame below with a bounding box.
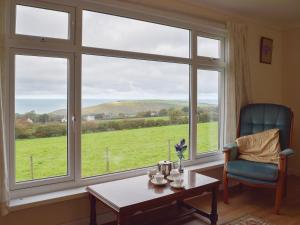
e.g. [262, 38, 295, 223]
[10, 0, 76, 45]
[6, 0, 226, 198]
[9, 48, 76, 190]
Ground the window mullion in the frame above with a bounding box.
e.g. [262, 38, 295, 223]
[190, 30, 197, 160]
[74, 6, 82, 183]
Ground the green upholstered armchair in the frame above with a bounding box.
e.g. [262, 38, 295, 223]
[223, 104, 294, 214]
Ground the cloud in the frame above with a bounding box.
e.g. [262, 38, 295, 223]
[15, 6, 219, 103]
[16, 5, 69, 39]
[82, 10, 190, 58]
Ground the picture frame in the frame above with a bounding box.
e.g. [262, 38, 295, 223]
[260, 37, 273, 64]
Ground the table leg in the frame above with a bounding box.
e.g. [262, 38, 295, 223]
[89, 194, 97, 225]
[209, 187, 218, 225]
[117, 214, 124, 225]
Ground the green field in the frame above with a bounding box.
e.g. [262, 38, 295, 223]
[15, 122, 218, 182]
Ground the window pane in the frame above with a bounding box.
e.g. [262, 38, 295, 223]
[82, 11, 189, 58]
[16, 5, 69, 39]
[15, 55, 68, 182]
[197, 37, 220, 58]
[81, 55, 189, 178]
[197, 70, 219, 153]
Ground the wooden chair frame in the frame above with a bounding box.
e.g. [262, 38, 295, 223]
[223, 104, 294, 214]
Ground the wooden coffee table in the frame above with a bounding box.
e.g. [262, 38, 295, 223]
[87, 171, 220, 225]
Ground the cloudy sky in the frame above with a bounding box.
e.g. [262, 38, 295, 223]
[15, 5, 219, 102]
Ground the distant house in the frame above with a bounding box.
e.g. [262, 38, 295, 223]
[61, 117, 67, 123]
[150, 112, 158, 117]
[26, 118, 33, 124]
[86, 115, 95, 121]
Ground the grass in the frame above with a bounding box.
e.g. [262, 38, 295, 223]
[15, 122, 218, 182]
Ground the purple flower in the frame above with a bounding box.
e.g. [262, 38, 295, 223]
[175, 139, 187, 159]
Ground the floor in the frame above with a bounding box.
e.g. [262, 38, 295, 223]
[186, 175, 300, 225]
[109, 176, 300, 225]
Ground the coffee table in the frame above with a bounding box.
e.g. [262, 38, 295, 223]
[87, 171, 220, 225]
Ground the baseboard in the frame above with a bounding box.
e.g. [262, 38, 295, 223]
[61, 211, 116, 225]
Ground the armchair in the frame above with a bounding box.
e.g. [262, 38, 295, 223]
[223, 104, 294, 214]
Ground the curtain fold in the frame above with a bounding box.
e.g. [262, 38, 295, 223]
[224, 22, 252, 143]
[0, 0, 9, 216]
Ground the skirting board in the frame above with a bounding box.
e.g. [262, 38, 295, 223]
[61, 211, 116, 225]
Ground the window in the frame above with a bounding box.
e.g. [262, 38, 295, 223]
[13, 52, 73, 186]
[8, 0, 225, 195]
[15, 5, 70, 39]
[197, 69, 220, 154]
[81, 55, 189, 177]
[197, 36, 221, 58]
[82, 10, 190, 58]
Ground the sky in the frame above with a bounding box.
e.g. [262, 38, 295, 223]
[15, 5, 219, 101]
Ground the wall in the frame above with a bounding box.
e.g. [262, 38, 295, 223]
[0, 1, 286, 225]
[282, 28, 300, 176]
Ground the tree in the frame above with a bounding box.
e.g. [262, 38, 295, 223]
[158, 108, 168, 116]
[136, 111, 151, 118]
[95, 113, 105, 120]
[15, 118, 33, 139]
[25, 110, 38, 122]
[181, 106, 189, 114]
[38, 114, 49, 123]
[168, 109, 183, 122]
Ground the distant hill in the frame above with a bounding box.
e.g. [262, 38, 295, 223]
[51, 99, 188, 116]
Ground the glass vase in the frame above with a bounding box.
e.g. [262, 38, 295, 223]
[178, 158, 184, 173]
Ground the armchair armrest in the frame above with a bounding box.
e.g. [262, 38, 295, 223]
[223, 142, 238, 161]
[278, 148, 294, 173]
[279, 148, 295, 159]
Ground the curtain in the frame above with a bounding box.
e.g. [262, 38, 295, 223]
[0, 0, 9, 216]
[224, 22, 252, 143]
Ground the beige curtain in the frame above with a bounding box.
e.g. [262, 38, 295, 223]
[224, 22, 252, 143]
[0, 0, 9, 216]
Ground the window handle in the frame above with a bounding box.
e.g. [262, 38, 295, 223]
[72, 115, 76, 131]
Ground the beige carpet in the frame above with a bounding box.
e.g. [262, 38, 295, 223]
[225, 215, 274, 225]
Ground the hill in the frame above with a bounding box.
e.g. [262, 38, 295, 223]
[51, 99, 188, 116]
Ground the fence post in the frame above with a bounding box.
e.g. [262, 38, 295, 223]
[168, 139, 171, 161]
[30, 155, 34, 180]
[105, 147, 110, 172]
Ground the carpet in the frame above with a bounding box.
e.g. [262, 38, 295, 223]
[225, 215, 275, 225]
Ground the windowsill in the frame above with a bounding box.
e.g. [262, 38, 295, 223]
[9, 160, 224, 212]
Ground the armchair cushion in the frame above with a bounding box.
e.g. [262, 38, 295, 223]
[227, 160, 278, 182]
[236, 128, 281, 165]
[227, 174, 277, 187]
[239, 104, 292, 150]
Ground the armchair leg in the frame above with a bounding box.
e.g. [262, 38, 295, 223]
[223, 170, 229, 204]
[284, 174, 288, 198]
[274, 179, 284, 214]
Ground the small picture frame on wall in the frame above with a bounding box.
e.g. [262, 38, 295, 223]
[260, 37, 273, 64]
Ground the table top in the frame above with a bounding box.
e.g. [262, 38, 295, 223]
[87, 171, 219, 213]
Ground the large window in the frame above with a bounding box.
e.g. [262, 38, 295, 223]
[8, 0, 225, 194]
